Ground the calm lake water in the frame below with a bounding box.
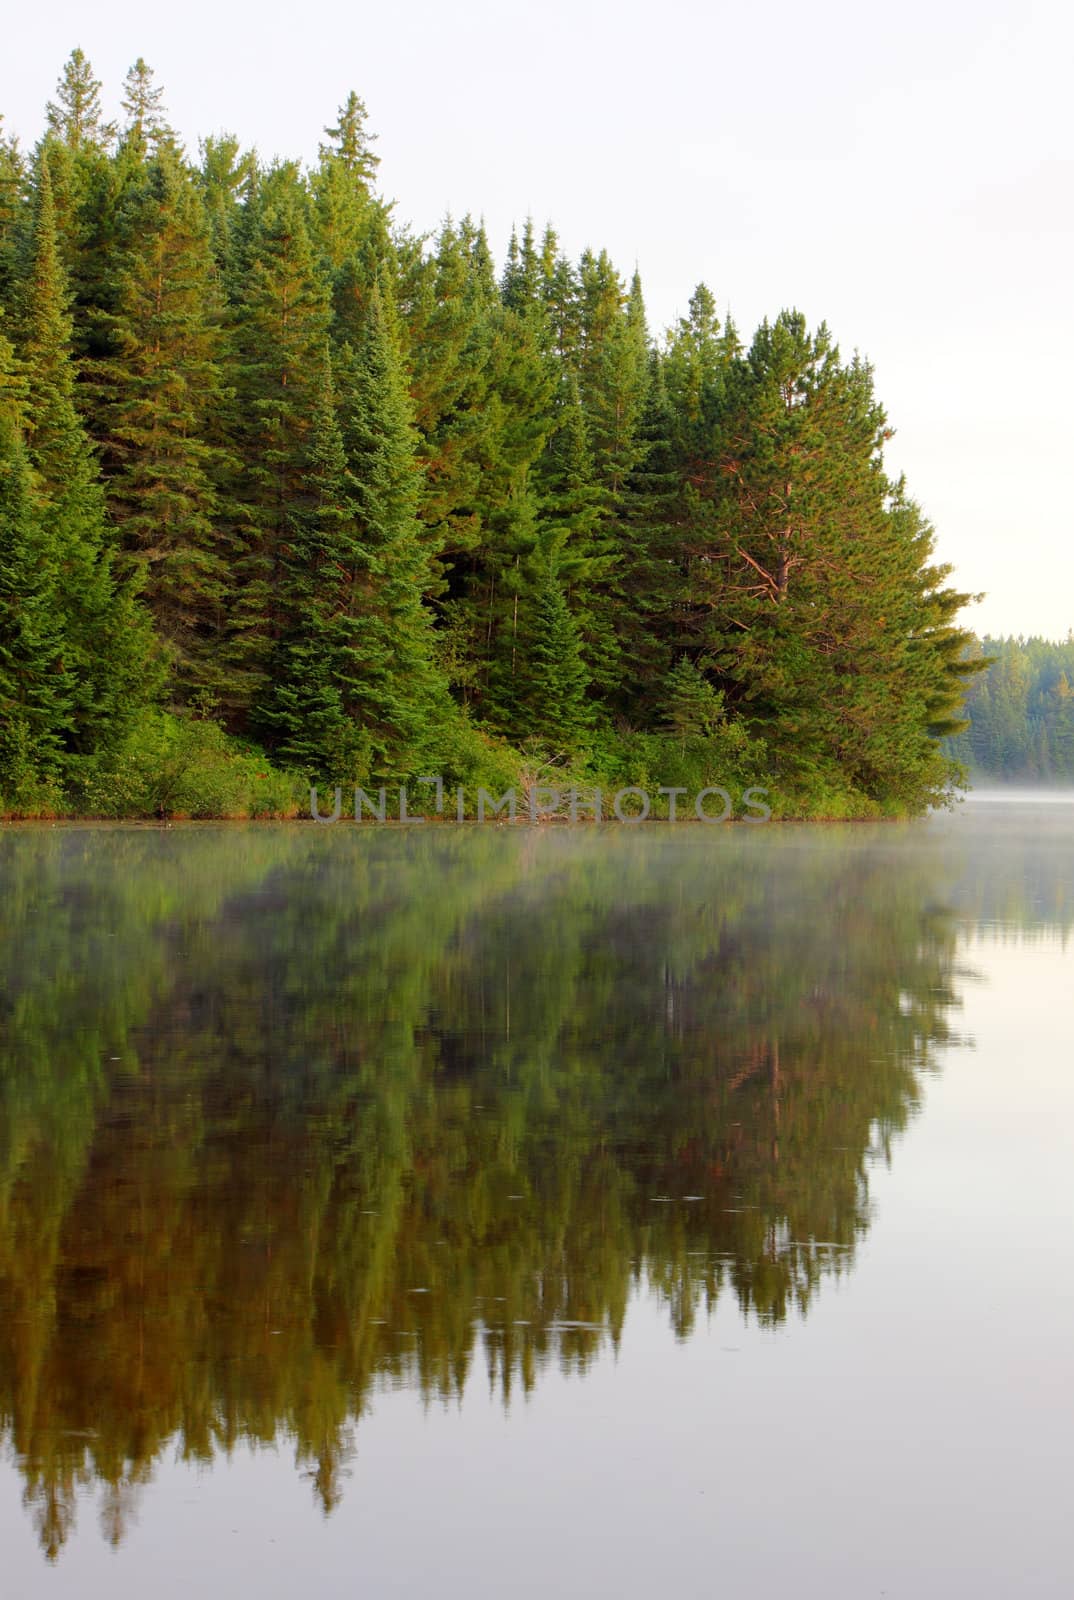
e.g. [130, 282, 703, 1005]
[1, 801, 1072, 1596]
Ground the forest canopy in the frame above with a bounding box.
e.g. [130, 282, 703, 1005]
[946, 635, 1074, 782]
[0, 50, 982, 818]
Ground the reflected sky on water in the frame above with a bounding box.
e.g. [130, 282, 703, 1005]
[0, 802, 1072, 1596]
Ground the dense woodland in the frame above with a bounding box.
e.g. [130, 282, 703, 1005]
[0, 51, 981, 818]
[948, 635, 1074, 782]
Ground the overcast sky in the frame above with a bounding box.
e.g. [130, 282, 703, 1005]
[5, 0, 1071, 640]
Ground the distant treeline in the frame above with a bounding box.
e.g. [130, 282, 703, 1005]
[948, 636, 1074, 781]
[1, 51, 978, 818]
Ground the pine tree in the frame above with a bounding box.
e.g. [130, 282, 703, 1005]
[45, 50, 115, 152]
[443, 277, 557, 725]
[537, 370, 618, 692]
[0, 117, 24, 312]
[578, 258, 649, 495]
[197, 134, 255, 278]
[16, 163, 152, 756]
[254, 352, 369, 778]
[90, 148, 228, 699]
[540, 228, 581, 363]
[522, 560, 590, 749]
[694, 312, 978, 804]
[225, 177, 332, 711]
[256, 283, 450, 781]
[662, 283, 731, 461]
[664, 656, 725, 750]
[0, 335, 71, 780]
[330, 282, 450, 773]
[120, 59, 172, 156]
[501, 219, 541, 314]
[400, 218, 495, 568]
[1, 64, 988, 814]
[321, 92, 380, 182]
[310, 96, 395, 350]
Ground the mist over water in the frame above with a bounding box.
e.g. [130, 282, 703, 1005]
[0, 802, 1071, 1596]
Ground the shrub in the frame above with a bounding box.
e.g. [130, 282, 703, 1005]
[64, 711, 303, 819]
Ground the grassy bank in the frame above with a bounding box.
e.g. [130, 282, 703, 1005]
[0, 710, 958, 824]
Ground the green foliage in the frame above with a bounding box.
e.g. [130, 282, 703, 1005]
[64, 709, 302, 818]
[1, 50, 985, 819]
[947, 634, 1074, 781]
[0, 822, 981, 1550]
[45, 48, 116, 152]
[89, 146, 229, 698]
[0, 716, 66, 815]
[664, 656, 726, 746]
[520, 560, 591, 750]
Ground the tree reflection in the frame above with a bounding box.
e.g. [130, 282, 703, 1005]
[0, 822, 987, 1555]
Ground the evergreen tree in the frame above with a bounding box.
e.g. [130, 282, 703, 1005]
[604, 351, 679, 719]
[321, 91, 380, 182]
[521, 560, 590, 749]
[1, 60, 985, 814]
[540, 229, 581, 364]
[119, 59, 172, 156]
[501, 219, 542, 315]
[537, 370, 618, 692]
[197, 134, 255, 278]
[16, 164, 152, 755]
[45, 49, 115, 152]
[254, 352, 369, 777]
[400, 217, 494, 568]
[255, 283, 450, 781]
[577, 256, 649, 495]
[664, 656, 725, 749]
[443, 282, 557, 726]
[331, 284, 449, 773]
[0, 335, 71, 780]
[662, 283, 733, 460]
[693, 313, 977, 803]
[0, 117, 24, 311]
[90, 148, 228, 699]
[225, 177, 332, 711]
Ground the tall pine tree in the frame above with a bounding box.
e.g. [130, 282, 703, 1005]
[90, 147, 228, 700]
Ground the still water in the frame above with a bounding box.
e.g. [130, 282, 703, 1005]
[1, 803, 1072, 1596]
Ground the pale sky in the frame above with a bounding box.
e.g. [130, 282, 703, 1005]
[4, 0, 1071, 641]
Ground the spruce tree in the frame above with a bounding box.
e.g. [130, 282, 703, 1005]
[90, 148, 228, 700]
[522, 561, 590, 750]
[664, 657, 725, 750]
[0, 118, 23, 312]
[401, 218, 495, 569]
[578, 257, 649, 495]
[225, 177, 332, 711]
[119, 59, 172, 156]
[331, 282, 450, 773]
[16, 163, 152, 756]
[662, 283, 733, 460]
[254, 352, 368, 778]
[197, 134, 255, 279]
[537, 371, 618, 692]
[321, 92, 379, 182]
[45, 49, 115, 152]
[260, 287, 450, 779]
[0, 335, 70, 781]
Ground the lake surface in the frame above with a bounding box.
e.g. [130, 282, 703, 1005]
[1, 803, 1072, 1596]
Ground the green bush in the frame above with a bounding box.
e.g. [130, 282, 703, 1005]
[64, 711, 303, 819]
[586, 723, 768, 816]
[0, 717, 66, 818]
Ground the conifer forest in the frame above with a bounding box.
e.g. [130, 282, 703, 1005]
[0, 50, 986, 819]
[947, 636, 1074, 783]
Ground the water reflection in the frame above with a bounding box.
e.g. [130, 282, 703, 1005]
[0, 815, 1063, 1559]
